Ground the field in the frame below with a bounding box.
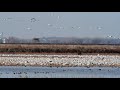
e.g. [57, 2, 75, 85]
[0, 44, 120, 67]
[0, 44, 120, 54]
[1, 54, 120, 67]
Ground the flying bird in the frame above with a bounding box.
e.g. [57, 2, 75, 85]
[31, 18, 36, 22]
[107, 35, 112, 38]
[48, 24, 53, 27]
[50, 12, 54, 16]
[27, 27, 32, 30]
[57, 16, 60, 19]
[97, 26, 102, 30]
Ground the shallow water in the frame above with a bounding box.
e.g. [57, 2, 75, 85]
[0, 66, 120, 78]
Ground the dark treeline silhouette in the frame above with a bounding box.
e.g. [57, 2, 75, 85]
[1, 36, 120, 45]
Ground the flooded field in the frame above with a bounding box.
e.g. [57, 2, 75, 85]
[0, 54, 120, 78]
[0, 66, 120, 78]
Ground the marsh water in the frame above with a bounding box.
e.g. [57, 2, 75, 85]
[0, 66, 120, 78]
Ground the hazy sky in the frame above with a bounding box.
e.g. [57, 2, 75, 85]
[0, 12, 120, 39]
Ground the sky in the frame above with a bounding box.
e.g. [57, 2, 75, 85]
[0, 12, 120, 39]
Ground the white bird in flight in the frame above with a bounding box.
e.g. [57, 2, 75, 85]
[57, 16, 60, 19]
[27, 27, 32, 30]
[50, 12, 54, 16]
[97, 26, 102, 30]
[48, 24, 53, 27]
[107, 35, 112, 38]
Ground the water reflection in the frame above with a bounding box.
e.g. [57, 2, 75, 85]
[0, 66, 120, 78]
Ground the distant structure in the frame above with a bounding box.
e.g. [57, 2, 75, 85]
[32, 38, 40, 43]
[0, 32, 3, 38]
[0, 38, 2, 43]
[0, 32, 6, 43]
[3, 39, 6, 43]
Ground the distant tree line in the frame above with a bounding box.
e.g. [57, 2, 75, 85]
[2, 36, 120, 44]
[4, 37, 33, 43]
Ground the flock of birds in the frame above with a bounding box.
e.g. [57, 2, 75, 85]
[0, 12, 119, 40]
[0, 13, 101, 31]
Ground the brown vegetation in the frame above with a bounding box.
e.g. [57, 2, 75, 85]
[0, 44, 120, 54]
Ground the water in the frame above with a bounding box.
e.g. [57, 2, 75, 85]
[0, 66, 120, 78]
